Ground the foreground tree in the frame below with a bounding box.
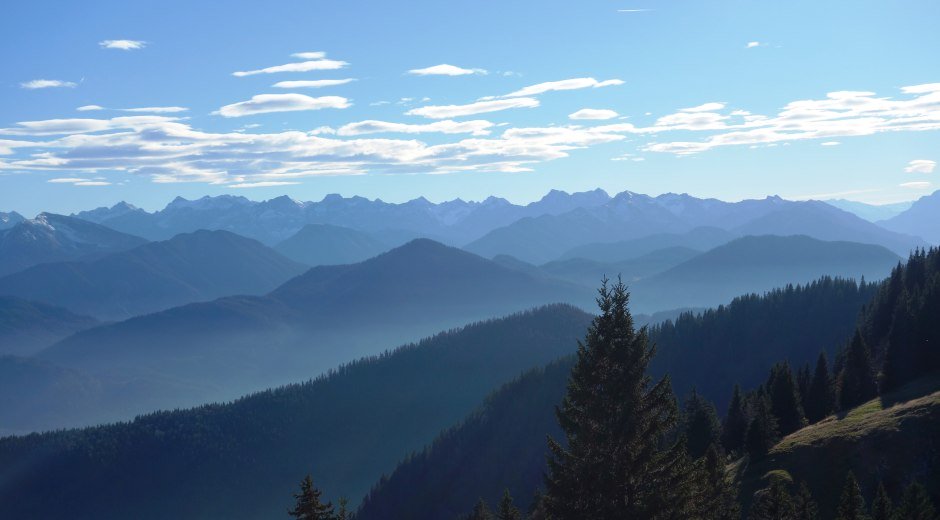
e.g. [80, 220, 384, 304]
[749, 476, 794, 520]
[767, 362, 807, 436]
[793, 482, 819, 520]
[721, 385, 748, 453]
[496, 489, 522, 520]
[804, 352, 836, 423]
[288, 475, 334, 520]
[682, 389, 723, 459]
[835, 472, 868, 520]
[697, 444, 740, 520]
[545, 279, 692, 519]
[839, 331, 878, 410]
[464, 498, 493, 520]
[894, 481, 937, 520]
[745, 390, 779, 457]
[869, 482, 892, 520]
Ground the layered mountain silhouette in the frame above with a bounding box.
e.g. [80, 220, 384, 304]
[628, 235, 900, 312]
[0, 211, 25, 230]
[0, 213, 147, 276]
[273, 223, 391, 266]
[0, 296, 98, 356]
[35, 239, 587, 416]
[879, 189, 940, 244]
[558, 227, 736, 262]
[0, 230, 307, 320]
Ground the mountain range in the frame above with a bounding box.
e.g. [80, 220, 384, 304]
[0, 296, 99, 356]
[879, 189, 940, 244]
[0, 230, 307, 321]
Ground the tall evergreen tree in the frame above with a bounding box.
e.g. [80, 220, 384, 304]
[335, 497, 349, 520]
[745, 390, 779, 458]
[835, 472, 868, 520]
[869, 482, 892, 520]
[767, 362, 807, 436]
[464, 498, 493, 520]
[721, 385, 748, 453]
[528, 489, 547, 520]
[797, 363, 812, 412]
[839, 331, 878, 410]
[496, 489, 522, 520]
[749, 476, 795, 520]
[793, 482, 819, 520]
[804, 352, 836, 423]
[894, 481, 937, 520]
[287, 475, 334, 520]
[682, 388, 723, 459]
[545, 278, 692, 519]
[697, 444, 741, 520]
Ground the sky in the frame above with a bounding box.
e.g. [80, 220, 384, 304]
[1, 0, 939, 216]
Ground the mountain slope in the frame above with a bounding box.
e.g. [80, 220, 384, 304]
[34, 239, 589, 421]
[629, 235, 899, 313]
[558, 227, 735, 263]
[879, 189, 940, 244]
[273, 223, 390, 266]
[0, 213, 147, 276]
[0, 296, 99, 356]
[540, 246, 701, 286]
[0, 230, 307, 320]
[825, 199, 912, 222]
[0, 211, 25, 230]
[0, 305, 592, 520]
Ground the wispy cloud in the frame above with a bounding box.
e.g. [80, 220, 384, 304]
[233, 53, 348, 77]
[77, 105, 104, 112]
[569, 108, 619, 120]
[228, 181, 301, 188]
[48, 177, 111, 186]
[21, 79, 77, 89]
[337, 119, 494, 136]
[99, 40, 146, 50]
[272, 79, 356, 88]
[618, 9, 652, 12]
[905, 159, 936, 174]
[746, 41, 762, 48]
[216, 94, 350, 117]
[501, 78, 624, 98]
[406, 98, 539, 119]
[821, 141, 841, 146]
[408, 64, 487, 76]
[899, 181, 932, 189]
[120, 106, 189, 113]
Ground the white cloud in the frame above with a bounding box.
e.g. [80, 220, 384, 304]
[272, 79, 356, 89]
[216, 94, 350, 118]
[905, 159, 936, 174]
[618, 9, 652, 12]
[406, 98, 539, 119]
[120, 106, 189, 113]
[569, 108, 619, 120]
[229, 181, 301, 188]
[48, 177, 111, 186]
[502, 77, 624, 98]
[408, 64, 486, 76]
[900, 181, 932, 189]
[21, 79, 77, 89]
[99, 40, 146, 50]
[233, 54, 348, 77]
[337, 120, 494, 136]
[77, 105, 104, 111]
[821, 141, 841, 146]
[681, 102, 726, 112]
[746, 41, 762, 48]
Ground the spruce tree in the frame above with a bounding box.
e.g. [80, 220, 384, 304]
[682, 388, 723, 459]
[528, 489, 547, 520]
[545, 278, 691, 519]
[288, 475, 334, 520]
[835, 472, 868, 520]
[721, 385, 748, 453]
[749, 476, 795, 520]
[894, 481, 937, 520]
[839, 331, 878, 410]
[767, 362, 807, 436]
[335, 497, 349, 520]
[697, 444, 741, 520]
[464, 498, 493, 520]
[793, 482, 819, 520]
[496, 489, 521, 520]
[869, 482, 892, 520]
[745, 390, 779, 458]
[804, 352, 836, 423]
[797, 363, 812, 412]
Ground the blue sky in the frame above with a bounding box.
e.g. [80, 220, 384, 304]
[1, 0, 938, 215]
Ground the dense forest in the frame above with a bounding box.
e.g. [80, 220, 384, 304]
[357, 249, 940, 519]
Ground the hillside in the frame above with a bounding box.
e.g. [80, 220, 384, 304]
[0, 296, 98, 356]
[737, 376, 940, 518]
[0, 230, 307, 320]
[0, 305, 593, 519]
[557, 227, 735, 263]
[629, 235, 899, 313]
[30, 239, 589, 425]
[539, 246, 700, 286]
[273, 223, 390, 266]
[0, 213, 147, 276]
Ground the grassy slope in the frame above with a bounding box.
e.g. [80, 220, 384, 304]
[737, 375, 940, 517]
